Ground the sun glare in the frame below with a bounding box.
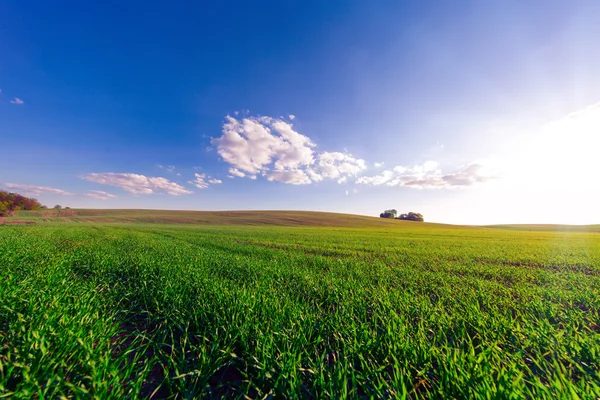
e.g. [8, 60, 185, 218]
[510, 103, 600, 191]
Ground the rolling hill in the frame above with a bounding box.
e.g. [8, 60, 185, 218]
[7, 208, 436, 228]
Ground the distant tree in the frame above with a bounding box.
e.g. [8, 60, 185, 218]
[379, 209, 398, 219]
[397, 212, 424, 222]
[65, 207, 71, 209]
[0, 201, 10, 217]
[0, 190, 42, 216]
[54, 205, 62, 209]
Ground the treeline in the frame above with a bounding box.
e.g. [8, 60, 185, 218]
[0, 190, 43, 216]
[379, 209, 424, 222]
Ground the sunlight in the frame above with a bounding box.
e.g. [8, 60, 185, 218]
[538, 102, 600, 187]
[507, 102, 600, 191]
[470, 102, 600, 225]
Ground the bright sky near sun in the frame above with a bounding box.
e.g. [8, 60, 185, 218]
[1, 1, 599, 225]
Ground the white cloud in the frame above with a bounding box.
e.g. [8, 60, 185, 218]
[212, 115, 366, 185]
[357, 161, 493, 189]
[289, 114, 296, 120]
[211, 116, 316, 175]
[81, 173, 192, 195]
[10, 97, 24, 105]
[2, 183, 120, 200]
[157, 165, 176, 172]
[374, 162, 384, 168]
[84, 190, 116, 200]
[266, 169, 312, 185]
[228, 167, 246, 178]
[190, 173, 222, 189]
[356, 170, 396, 185]
[440, 164, 490, 186]
[2, 183, 74, 196]
[308, 151, 366, 181]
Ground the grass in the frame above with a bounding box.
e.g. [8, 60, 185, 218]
[9, 209, 423, 227]
[485, 224, 600, 233]
[1, 211, 599, 398]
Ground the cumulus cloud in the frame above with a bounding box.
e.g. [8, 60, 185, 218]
[211, 116, 315, 175]
[228, 167, 246, 178]
[212, 115, 366, 185]
[10, 97, 24, 105]
[190, 173, 222, 189]
[267, 169, 312, 185]
[84, 190, 116, 200]
[81, 173, 192, 195]
[307, 151, 366, 182]
[2, 183, 74, 196]
[356, 170, 396, 185]
[357, 161, 493, 189]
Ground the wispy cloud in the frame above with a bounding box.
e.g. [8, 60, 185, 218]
[374, 162, 384, 168]
[84, 190, 117, 200]
[81, 173, 192, 195]
[189, 173, 222, 189]
[2, 183, 74, 196]
[158, 164, 176, 172]
[212, 115, 366, 185]
[2, 183, 119, 200]
[357, 161, 493, 189]
[10, 97, 24, 105]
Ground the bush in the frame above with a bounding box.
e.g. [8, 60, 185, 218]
[379, 209, 397, 219]
[397, 212, 424, 222]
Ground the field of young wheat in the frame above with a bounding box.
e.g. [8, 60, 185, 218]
[1, 220, 599, 398]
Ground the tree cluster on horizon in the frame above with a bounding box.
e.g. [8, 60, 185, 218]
[0, 190, 43, 216]
[379, 209, 424, 222]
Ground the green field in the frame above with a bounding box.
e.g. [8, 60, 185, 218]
[1, 210, 599, 398]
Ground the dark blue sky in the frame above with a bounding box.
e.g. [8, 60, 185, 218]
[2, 1, 600, 223]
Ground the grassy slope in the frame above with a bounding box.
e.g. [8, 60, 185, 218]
[1, 221, 599, 398]
[10, 209, 599, 232]
[485, 223, 600, 233]
[11, 208, 461, 229]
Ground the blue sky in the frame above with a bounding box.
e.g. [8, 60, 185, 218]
[2, 1, 600, 224]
